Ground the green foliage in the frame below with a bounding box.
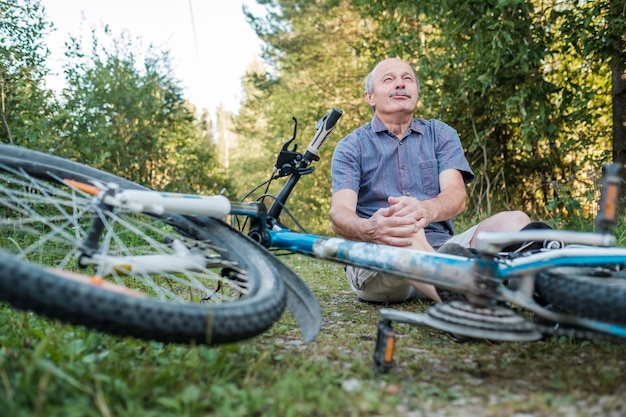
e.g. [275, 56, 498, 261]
[1, 0, 229, 195]
[56, 27, 228, 194]
[352, 0, 614, 221]
[231, 0, 375, 234]
[0, 0, 59, 148]
[232, 0, 618, 228]
[1, 0, 621, 229]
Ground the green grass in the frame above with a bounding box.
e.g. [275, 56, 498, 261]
[1, 254, 626, 417]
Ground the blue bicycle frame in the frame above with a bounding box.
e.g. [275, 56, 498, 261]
[264, 226, 626, 339]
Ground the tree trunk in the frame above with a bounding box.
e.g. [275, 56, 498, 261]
[610, 0, 626, 195]
[613, 62, 626, 165]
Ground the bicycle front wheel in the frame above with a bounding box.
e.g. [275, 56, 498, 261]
[535, 266, 626, 327]
[0, 144, 286, 345]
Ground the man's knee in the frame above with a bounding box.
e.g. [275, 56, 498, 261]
[474, 210, 531, 237]
[507, 210, 531, 226]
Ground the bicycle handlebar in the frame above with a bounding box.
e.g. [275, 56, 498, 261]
[261, 108, 343, 234]
[302, 108, 343, 165]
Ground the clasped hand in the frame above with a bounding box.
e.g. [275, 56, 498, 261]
[368, 196, 430, 247]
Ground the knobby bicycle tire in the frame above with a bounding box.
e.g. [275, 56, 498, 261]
[0, 144, 286, 345]
[535, 266, 626, 326]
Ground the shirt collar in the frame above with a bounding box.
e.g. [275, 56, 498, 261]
[371, 114, 425, 138]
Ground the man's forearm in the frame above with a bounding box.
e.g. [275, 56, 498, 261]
[420, 187, 467, 224]
[329, 207, 371, 242]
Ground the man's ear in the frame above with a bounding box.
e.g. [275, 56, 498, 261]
[365, 92, 375, 106]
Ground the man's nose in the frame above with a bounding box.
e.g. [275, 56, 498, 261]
[394, 79, 405, 88]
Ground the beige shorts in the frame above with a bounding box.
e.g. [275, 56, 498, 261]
[346, 265, 418, 303]
[345, 225, 480, 302]
[444, 224, 479, 248]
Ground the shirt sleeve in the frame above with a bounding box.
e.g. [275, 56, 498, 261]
[331, 132, 362, 195]
[433, 120, 475, 184]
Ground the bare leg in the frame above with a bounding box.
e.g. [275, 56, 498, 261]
[406, 211, 531, 303]
[469, 210, 531, 248]
[408, 228, 442, 302]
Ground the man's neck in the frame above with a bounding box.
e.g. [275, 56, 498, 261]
[377, 112, 413, 138]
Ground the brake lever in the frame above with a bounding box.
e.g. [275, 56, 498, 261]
[273, 116, 302, 177]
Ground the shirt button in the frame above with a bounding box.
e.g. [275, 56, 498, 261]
[405, 192, 410, 196]
[402, 165, 407, 170]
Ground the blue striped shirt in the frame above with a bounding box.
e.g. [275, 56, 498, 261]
[331, 115, 474, 247]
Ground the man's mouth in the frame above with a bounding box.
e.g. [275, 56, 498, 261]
[389, 90, 411, 99]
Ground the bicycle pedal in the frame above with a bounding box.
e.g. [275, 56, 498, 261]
[373, 318, 395, 374]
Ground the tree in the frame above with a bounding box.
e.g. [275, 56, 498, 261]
[232, 0, 372, 234]
[554, 0, 625, 181]
[57, 27, 228, 194]
[611, 0, 626, 169]
[0, 0, 58, 148]
[353, 0, 615, 223]
[232, 0, 618, 228]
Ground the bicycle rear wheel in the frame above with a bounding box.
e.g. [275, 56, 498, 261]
[0, 144, 286, 345]
[535, 266, 626, 326]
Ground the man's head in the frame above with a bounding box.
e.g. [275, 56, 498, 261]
[363, 58, 420, 115]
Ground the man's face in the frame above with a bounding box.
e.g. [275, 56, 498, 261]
[366, 59, 418, 116]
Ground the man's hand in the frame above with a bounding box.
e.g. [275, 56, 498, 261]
[366, 197, 426, 247]
[385, 195, 430, 230]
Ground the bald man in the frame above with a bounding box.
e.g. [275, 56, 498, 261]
[330, 58, 531, 303]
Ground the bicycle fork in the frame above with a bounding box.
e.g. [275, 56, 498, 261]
[75, 184, 235, 278]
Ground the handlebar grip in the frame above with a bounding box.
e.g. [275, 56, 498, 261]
[302, 108, 343, 164]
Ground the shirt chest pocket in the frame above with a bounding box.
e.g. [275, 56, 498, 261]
[417, 159, 439, 197]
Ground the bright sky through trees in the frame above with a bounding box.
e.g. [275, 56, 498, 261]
[41, 0, 263, 117]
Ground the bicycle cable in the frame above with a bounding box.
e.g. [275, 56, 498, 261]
[255, 193, 309, 234]
[232, 175, 275, 231]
